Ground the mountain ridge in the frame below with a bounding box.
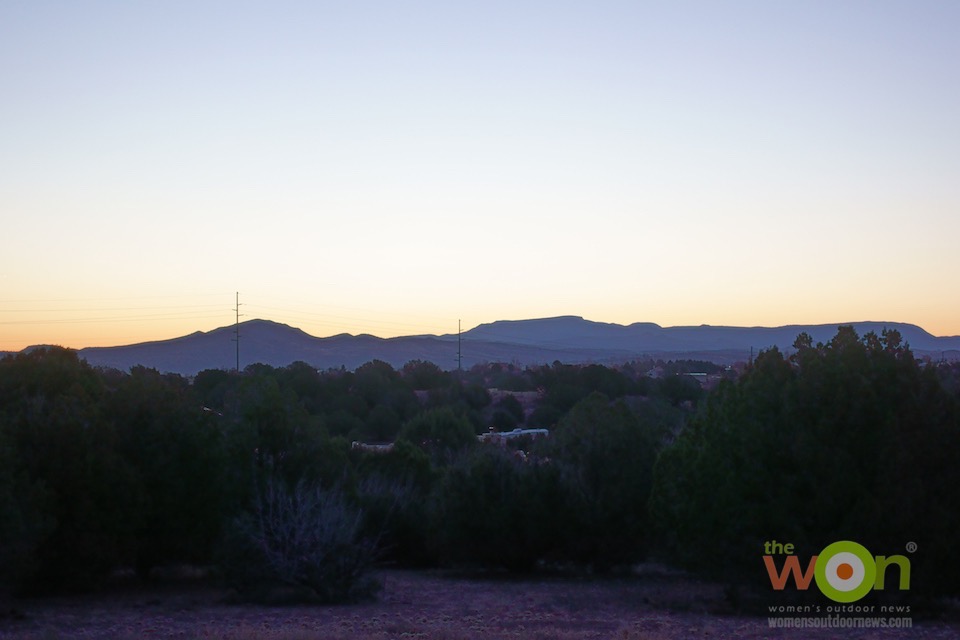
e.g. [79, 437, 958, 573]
[11, 316, 958, 376]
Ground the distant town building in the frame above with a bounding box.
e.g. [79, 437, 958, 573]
[478, 427, 549, 445]
[350, 441, 394, 454]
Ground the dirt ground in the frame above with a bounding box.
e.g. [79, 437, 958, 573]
[0, 568, 956, 639]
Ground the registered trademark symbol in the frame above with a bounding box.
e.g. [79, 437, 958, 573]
[906, 542, 918, 553]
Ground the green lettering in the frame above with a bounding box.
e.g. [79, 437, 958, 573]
[874, 555, 910, 590]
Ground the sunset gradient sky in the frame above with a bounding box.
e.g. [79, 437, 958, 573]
[2, 1, 958, 351]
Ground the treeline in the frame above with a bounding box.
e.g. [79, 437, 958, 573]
[2, 330, 958, 601]
[0, 349, 693, 598]
[652, 328, 960, 597]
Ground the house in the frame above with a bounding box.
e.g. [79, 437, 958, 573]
[478, 427, 549, 445]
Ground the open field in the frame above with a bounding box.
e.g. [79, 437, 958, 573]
[1, 568, 957, 640]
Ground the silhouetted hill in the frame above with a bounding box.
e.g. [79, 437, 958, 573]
[460, 316, 959, 353]
[77, 319, 614, 375]
[62, 317, 960, 375]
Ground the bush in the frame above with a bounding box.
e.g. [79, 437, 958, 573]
[0, 426, 54, 594]
[220, 474, 380, 603]
[397, 407, 476, 454]
[0, 348, 141, 593]
[353, 440, 437, 566]
[548, 393, 657, 568]
[109, 366, 227, 578]
[432, 446, 568, 572]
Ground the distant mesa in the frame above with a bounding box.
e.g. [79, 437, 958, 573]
[10, 316, 955, 376]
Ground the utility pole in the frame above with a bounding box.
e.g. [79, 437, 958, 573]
[232, 292, 243, 372]
[457, 319, 463, 372]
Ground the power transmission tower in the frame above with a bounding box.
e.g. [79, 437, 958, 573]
[232, 292, 243, 372]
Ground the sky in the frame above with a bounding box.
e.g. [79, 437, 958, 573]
[2, 0, 959, 351]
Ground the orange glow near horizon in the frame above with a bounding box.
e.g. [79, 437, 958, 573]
[3, 302, 958, 353]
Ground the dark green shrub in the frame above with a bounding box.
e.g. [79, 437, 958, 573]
[650, 328, 960, 596]
[0, 348, 140, 593]
[433, 446, 568, 572]
[397, 407, 476, 453]
[548, 393, 657, 568]
[108, 366, 227, 578]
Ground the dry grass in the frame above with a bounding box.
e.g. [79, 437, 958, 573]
[0, 568, 956, 639]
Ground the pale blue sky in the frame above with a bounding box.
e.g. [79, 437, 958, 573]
[2, 1, 958, 349]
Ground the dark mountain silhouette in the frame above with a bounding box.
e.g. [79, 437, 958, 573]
[74, 319, 607, 375]
[458, 316, 960, 354]
[37, 316, 959, 375]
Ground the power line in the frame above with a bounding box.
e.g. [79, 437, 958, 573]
[0, 312, 227, 326]
[0, 293, 228, 304]
[0, 304, 228, 315]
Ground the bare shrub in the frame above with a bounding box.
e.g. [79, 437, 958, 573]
[220, 474, 380, 603]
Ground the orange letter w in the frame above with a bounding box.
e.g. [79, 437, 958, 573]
[763, 555, 817, 590]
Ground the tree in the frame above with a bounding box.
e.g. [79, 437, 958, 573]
[363, 405, 401, 442]
[433, 446, 568, 571]
[108, 366, 226, 578]
[527, 404, 563, 429]
[275, 361, 325, 414]
[549, 393, 658, 567]
[193, 368, 237, 411]
[397, 407, 476, 454]
[0, 419, 53, 594]
[401, 360, 448, 389]
[649, 327, 960, 595]
[658, 374, 703, 406]
[0, 348, 139, 593]
[494, 394, 525, 424]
